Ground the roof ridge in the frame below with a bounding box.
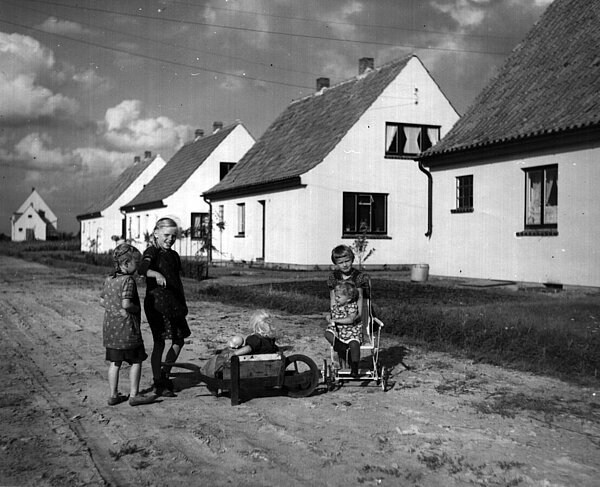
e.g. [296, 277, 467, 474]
[290, 54, 414, 105]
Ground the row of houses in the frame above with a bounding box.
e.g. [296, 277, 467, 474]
[77, 0, 600, 288]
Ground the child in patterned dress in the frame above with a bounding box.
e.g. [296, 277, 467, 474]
[325, 245, 370, 375]
[325, 281, 361, 375]
[100, 243, 156, 406]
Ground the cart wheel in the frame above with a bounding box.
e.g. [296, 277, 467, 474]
[381, 366, 388, 392]
[284, 354, 319, 398]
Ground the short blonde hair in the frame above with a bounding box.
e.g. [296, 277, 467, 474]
[249, 309, 276, 337]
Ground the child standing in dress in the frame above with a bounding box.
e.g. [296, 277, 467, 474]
[100, 243, 156, 406]
[325, 245, 370, 374]
[138, 218, 191, 397]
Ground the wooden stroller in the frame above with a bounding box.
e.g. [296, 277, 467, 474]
[322, 279, 388, 391]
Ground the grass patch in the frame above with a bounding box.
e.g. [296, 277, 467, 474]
[196, 279, 600, 384]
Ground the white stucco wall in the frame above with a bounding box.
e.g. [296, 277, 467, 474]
[428, 144, 600, 287]
[126, 125, 255, 257]
[79, 155, 166, 253]
[211, 57, 459, 267]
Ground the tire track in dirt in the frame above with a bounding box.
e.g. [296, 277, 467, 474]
[2, 256, 600, 486]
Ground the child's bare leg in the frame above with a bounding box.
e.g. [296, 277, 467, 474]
[349, 341, 360, 375]
[128, 363, 157, 406]
[162, 338, 184, 375]
[108, 361, 121, 398]
[129, 363, 142, 397]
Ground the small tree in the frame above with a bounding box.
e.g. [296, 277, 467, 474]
[350, 222, 375, 270]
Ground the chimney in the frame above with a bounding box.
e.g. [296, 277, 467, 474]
[194, 129, 204, 141]
[144, 151, 152, 159]
[134, 156, 141, 164]
[316, 77, 330, 91]
[213, 121, 223, 133]
[359, 57, 374, 74]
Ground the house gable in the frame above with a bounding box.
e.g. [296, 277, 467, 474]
[123, 123, 243, 212]
[204, 56, 414, 199]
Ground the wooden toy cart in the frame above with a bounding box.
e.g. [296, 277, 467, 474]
[218, 352, 320, 405]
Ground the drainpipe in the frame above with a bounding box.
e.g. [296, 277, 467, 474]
[202, 195, 212, 270]
[418, 161, 433, 238]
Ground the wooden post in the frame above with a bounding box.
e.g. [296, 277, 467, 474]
[231, 355, 240, 406]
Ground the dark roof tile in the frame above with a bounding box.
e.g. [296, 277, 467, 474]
[126, 123, 238, 207]
[423, 0, 600, 158]
[78, 156, 156, 217]
[205, 56, 413, 196]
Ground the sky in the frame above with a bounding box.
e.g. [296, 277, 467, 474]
[0, 0, 554, 236]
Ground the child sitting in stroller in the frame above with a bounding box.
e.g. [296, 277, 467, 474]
[324, 281, 361, 376]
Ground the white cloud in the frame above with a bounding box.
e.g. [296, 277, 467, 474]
[73, 147, 135, 175]
[36, 17, 91, 36]
[0, 31, 79, 123]
[432, 0, 488, 28]
[103, 100, 193, 152]
[8, 133, 75, 169]
[72, 67, 111, 92]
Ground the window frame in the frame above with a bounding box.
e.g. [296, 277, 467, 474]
[190, 212, 209, 240]
[451, 174, 474, 213]
[516, 164, 558, 237]
[342, 192, 388, 236]
[236, 203, 245, 237]
[220, 162, 236, 180]
[385, 122, 441, 158]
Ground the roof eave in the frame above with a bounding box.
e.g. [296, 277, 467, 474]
[204, 176, 305, 201]
[76, 211, 102, 221]
[120, 200, 166, 213]
[421, 123, 600, 167]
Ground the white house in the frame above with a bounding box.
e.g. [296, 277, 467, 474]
[11, 188, 58, 241]
[419, 0, 600, 288]
[76, 152, 166, 253]
[203, 56, 459, 268]
[120, 122, 255, 257]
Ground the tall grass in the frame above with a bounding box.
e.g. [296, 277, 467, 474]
[197, 279, 600, 384]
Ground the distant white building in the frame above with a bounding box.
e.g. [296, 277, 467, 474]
[11, 188, 58, 241]
[121, 122, 255, 257]
[204, 56, 459, 267]
[76, 152, 166, 253]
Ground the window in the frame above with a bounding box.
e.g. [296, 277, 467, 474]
[191, 212, 209, 240]
[452, 175, 473, 213]
[524, 165, 557, 228]
[135, 215, 141, 238]
[385, 123, 440, 157]
[220, 162, 236, 180]
[343, 193, 387, 235]
[237, 203, 245, 236]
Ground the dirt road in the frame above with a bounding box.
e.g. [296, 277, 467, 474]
[1, 255, 599, 486]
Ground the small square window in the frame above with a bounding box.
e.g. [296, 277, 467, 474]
[220, 162, 236, 180]
[451, 175, 473, 213]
